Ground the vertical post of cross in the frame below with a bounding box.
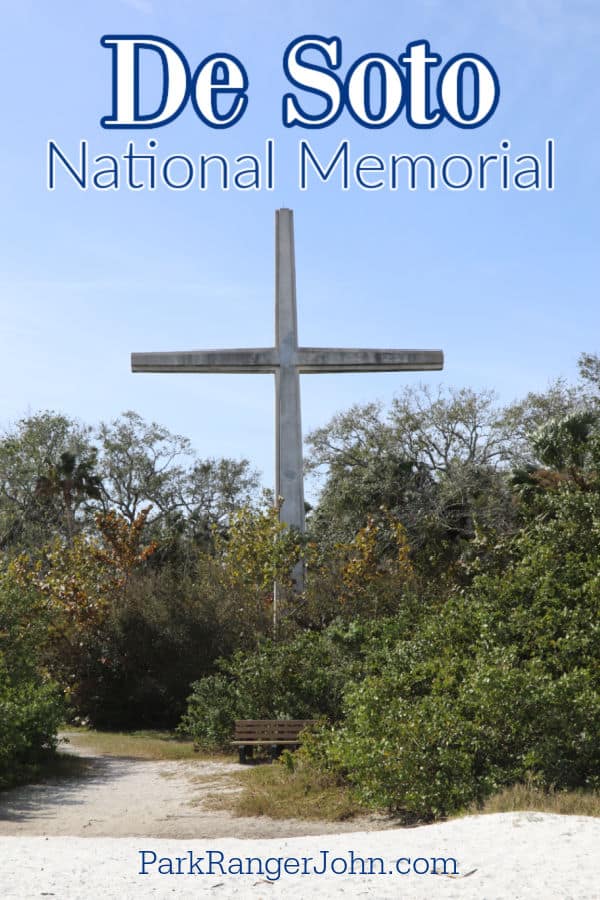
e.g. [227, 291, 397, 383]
[274, 210, 306, 625]
[275, 209, 306, 532]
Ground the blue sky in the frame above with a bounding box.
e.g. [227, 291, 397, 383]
[1, 1, 599, 492]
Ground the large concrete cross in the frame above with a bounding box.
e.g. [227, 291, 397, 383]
[132, 208, 443, 535]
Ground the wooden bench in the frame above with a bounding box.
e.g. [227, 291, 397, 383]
[232, 719, 316, 764]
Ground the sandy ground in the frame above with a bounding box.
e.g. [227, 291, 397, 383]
[0, 734, 598, 898]
[0, 732, 387, 839]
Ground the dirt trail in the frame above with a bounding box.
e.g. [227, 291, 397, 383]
[0, 733, 383, 839]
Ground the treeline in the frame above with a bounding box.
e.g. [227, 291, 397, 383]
[0, 409, 259, 553]
[1, 356, 599, 812]
[0, 408, 264, 727]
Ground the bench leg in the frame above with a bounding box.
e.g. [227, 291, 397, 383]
[238, 745, 254, 765]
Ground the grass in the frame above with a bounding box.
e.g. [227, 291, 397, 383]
[60, 727, 228, 761]
[204, 756, 364, 822]
[226, 772, 600, 823]
[201, 757, 600, 824]
[468, 782, 600, 818]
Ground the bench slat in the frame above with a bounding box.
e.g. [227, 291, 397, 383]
[235, 720, 316, 725]
[232, 740, 302, 745]
[233, 719, 316, 742]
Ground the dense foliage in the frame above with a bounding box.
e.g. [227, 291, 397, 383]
[181, 484, 599, 817]
[0, 411, 263, 730]
[302, 487, 600, 818]
[178, 622, 368, 747]
[0, 576, 65, 788]
[2, 354, 599, 811]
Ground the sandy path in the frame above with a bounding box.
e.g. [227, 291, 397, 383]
[0, 732, 386, 839]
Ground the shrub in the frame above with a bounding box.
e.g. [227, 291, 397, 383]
[177, 674, 239, 748]
[0, 664, 65, 788]
[178, 621, 374, 748]
[309, 651, 599, 820]
[0, 575, 65, 788]
[301, 488, 600, 819]
[76, 565, 234, 729]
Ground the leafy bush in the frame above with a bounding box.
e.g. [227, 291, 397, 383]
[178, 621, 377, 748]
[0, 665, 65, 788]
[177, 674, 239, 748]
[76, 564, 236, 729]
[300, 487, 600, 819]
[308, 651, 599, 820]
[11, 526, 255, 730]
[0, 576, 65, 788]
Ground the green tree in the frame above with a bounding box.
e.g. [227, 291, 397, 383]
[95, 411, 260, 549]
[511, 410, 600, 504]
[499, 376, 590, 468]
[35, 449, 102, 544]
[11, 508, 159, 720]
[577, 351, 600, 397]
[306, 386, 516, 583]
[182, 457, 260, 544]
[95, 410, 192, 526]
[0, 412, 95, 551]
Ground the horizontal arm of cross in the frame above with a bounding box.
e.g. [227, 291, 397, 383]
[131, 349, 279, 373]
[132, 347, 444, 374]
[296, 348, 443, 373]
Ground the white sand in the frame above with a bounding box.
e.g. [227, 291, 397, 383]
[1, 814, 599, 899]
[0, 734, 598, 897]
